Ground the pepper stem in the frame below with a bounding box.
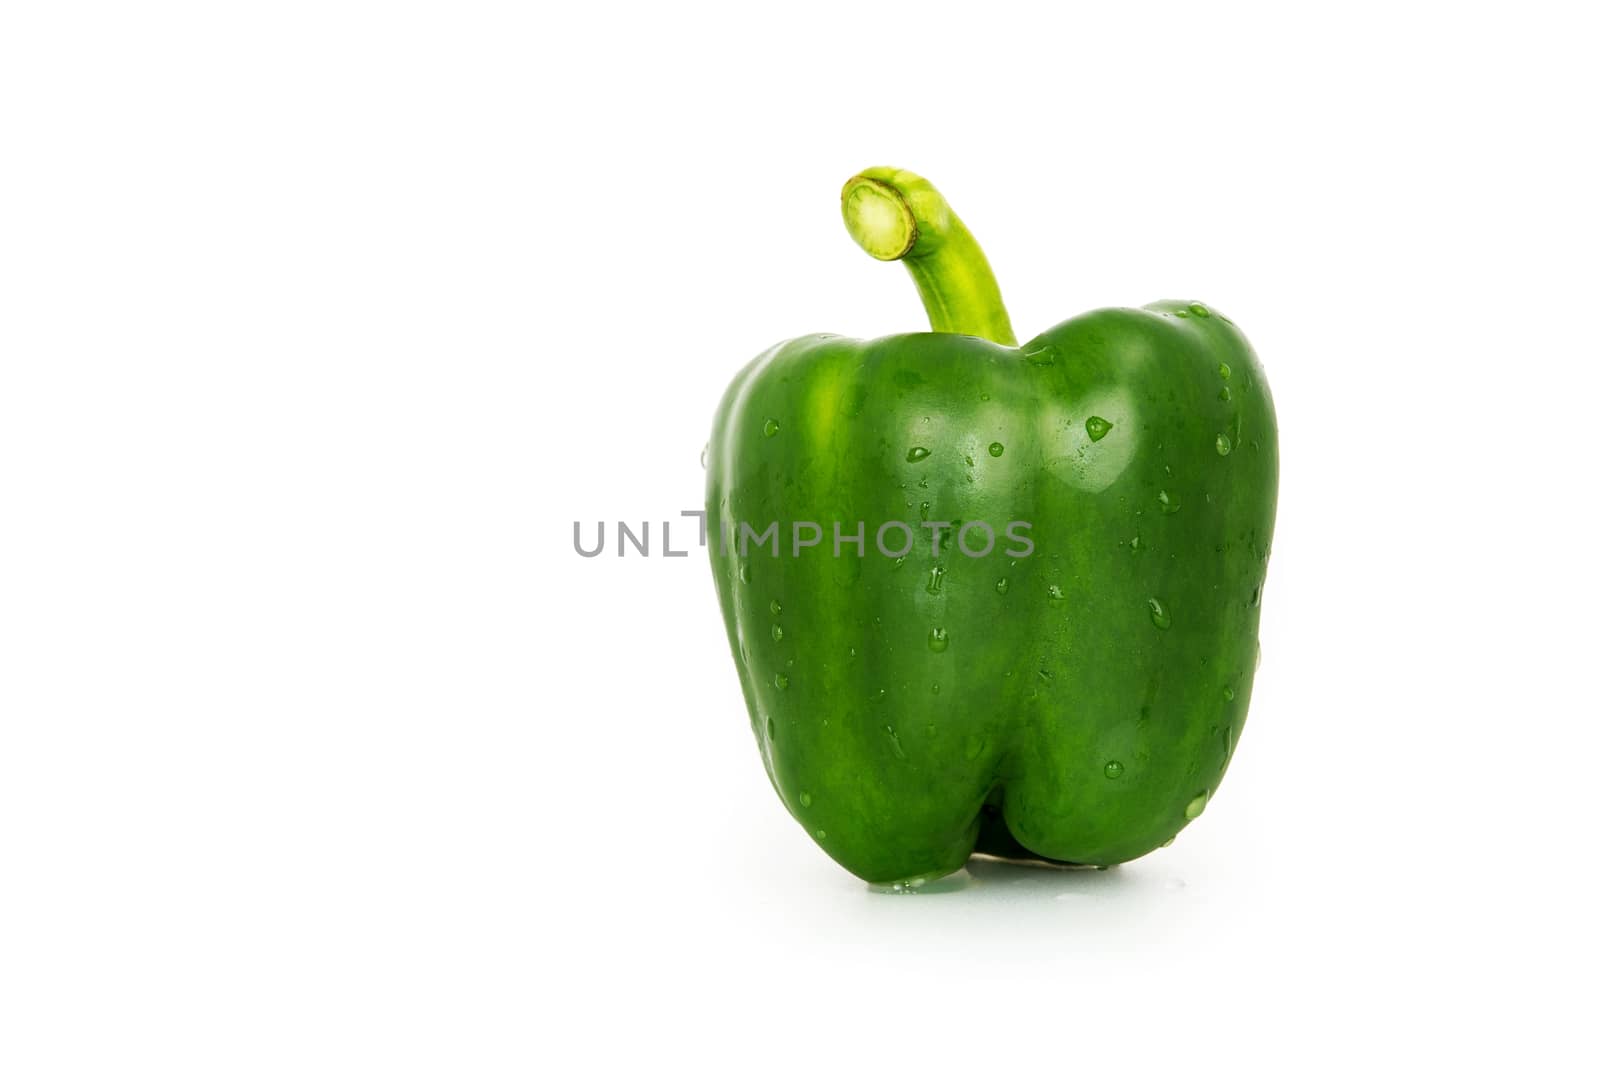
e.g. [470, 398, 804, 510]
[840, 167, 1017, 346]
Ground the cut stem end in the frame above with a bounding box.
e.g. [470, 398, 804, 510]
[841, 176, 917, 261]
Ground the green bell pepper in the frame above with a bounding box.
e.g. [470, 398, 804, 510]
[705, 167, 1278, 887]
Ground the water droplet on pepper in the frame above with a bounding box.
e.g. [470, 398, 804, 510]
[1023, 342, 1059, 366]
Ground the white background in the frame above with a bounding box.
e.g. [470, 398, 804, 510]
[3, 2, 1597, 1063]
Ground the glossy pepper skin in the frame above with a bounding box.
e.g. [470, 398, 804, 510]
[706, 168, 1277, 886]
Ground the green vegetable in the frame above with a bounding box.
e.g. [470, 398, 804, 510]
[705, 167, 1278, 886]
